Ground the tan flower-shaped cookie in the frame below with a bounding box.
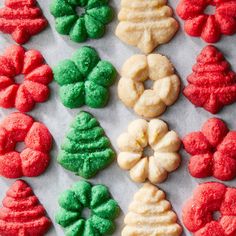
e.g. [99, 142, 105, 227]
[118, 54, 180, 118]
[117, 119, 181, 183]
[115, 0, 179, 54]
[122, 183, 182, 236]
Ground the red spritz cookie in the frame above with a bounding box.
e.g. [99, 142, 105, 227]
[182, 182, 236, 236]
[0, 112, 52, 178]
[0, 180, 51, 235]
[183, 45, 236, 114]
[0, 45, 53, 112]
[183, 117, 236, 181]
[0, 0, 48, 44]
[177, 0, 236, 43]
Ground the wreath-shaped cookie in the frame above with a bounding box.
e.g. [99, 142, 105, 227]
[0, 112, 52, 178]
[177, 0, 236, 43]
[183, 118, 236, 181]
[56, 181, 120, 235]
[118, 54, 180, 118]
[53, 46, 116, 109]
[117, 119, 181, 184]
[50, 0, 114, 42]
[0, 45, 53, 112]
[183, 182, 236, 236]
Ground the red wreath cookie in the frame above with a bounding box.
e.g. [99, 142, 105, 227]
[0, 0, 48, 44]
[0, 45, 53, 112]
[0, 112, 52, 178]
[183, 182, 236, 236]
[183, 45, 236, 114]
[177, 0, 236, 43]
[183, 118, 236, 181]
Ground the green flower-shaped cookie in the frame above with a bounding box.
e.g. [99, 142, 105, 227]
[53, 46, 116, 109]
[50, 0, 114, 42]
[58, 111, 115, 178]
[56, 181, 120, 236]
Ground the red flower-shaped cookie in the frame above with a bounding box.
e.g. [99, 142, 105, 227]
[177, 0, 236, 43]
[183, 45, 236, 114]
[183, 182, 236, 236]
[0, 0, 48, 44]
[0, 112, 52, 178]
[183, 118, 236, 181]
[0, 180, 51, 235]
[0, 45, 53, 112]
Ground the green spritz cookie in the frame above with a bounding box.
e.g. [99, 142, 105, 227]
[53, 46, 116, 109]
[55, 181, 120, 236]
[50, 0, 114, 42]
[58, 111, 115, 178]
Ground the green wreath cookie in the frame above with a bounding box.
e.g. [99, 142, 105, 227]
[50, 0, 114, 42]
[58, 111, 115, 178]
[55, 181, 120, 236]
[53, 46, 116, 109]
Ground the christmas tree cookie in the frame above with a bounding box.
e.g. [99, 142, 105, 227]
[58, 111, 115, 178]
[0, 0, 48, 44]
[184, 45, 236, 114]
[122, 183, 182, 236]
[0, 180, 51, 236]
[50, 0, 114, 42]
[53, 46, 116, 109]
[56, 180, 120, 236]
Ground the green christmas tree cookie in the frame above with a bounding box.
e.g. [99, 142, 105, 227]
[50, 0, 114, 42]
[53, 46, 116, 109]
[58, 111, 115, 178]
[56, 180, 120, 236]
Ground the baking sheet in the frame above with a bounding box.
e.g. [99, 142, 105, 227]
[0, 0, 236, 235]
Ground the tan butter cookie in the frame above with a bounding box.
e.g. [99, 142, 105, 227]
[117, 119, 181, 184]
[122, 183, 182, 236]
[115, 0, 179, 54]
[118, 54, 180, 118]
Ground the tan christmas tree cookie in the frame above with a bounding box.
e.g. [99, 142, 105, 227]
[117, 119, 181, 184]
[118, 54, 180, 118]
[122, 183, 182, 236]
[115, 0, 179, 54]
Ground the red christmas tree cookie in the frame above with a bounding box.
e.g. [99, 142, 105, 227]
[177, 0, 236, 43]
[183, 45, 236, 114]
[0, 45, 53, 112]
[0, 0, 48, 44]
[183, 117, 236, 181]
[0, 112, 52, 178]
[0, 180, 51, 236]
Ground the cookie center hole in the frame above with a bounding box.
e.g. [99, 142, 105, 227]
[76, 6, 85, 16]
[213, 211, 221, 221]
[81, 208, 91, 219]
[144, 80, 153, 90]
[15, 142, 26, 152]
[15, 74, 24, 84]
[204, 5, 216, 15]
[143, 146, 154, 157]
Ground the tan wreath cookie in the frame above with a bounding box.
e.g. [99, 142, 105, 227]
[117, 119, 181, 183]
[118, 54, 180, 118]
[122, 183, 182, 236]
[115, 0, 179, 54]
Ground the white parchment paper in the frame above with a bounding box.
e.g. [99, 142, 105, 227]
[0, 1, 236, 235]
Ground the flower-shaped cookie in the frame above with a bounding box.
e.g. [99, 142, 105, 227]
[118, 54, 180, 118]
[117, 119, 181, 184]
[183, 182, 236, 236]
[0, 45, 53, 112]
[50, 0, 114, 42]
[183, 118, 236, 181]
[0, 112, 52, 178]
[56, 181, 120, 235]
[53, 46, 116, 109]
[115, 0, 179, 54]
[177, 0, 236, 43]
